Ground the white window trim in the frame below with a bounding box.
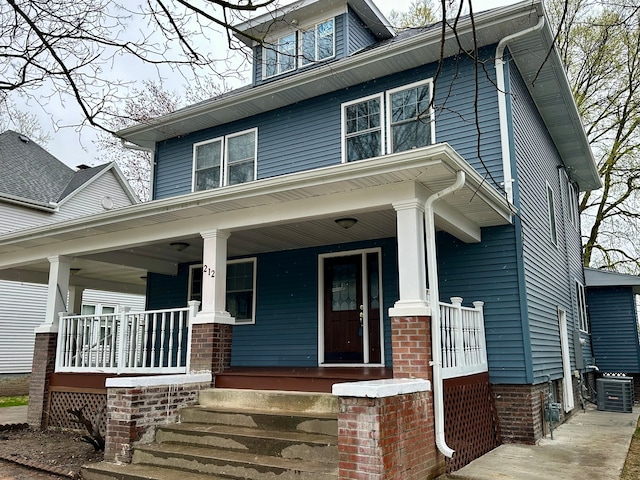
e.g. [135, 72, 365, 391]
[385, 78, 435, 154]
[224, 128, 259, 187]
[576, 280, 589, 333]
[341, 92, 385, 164]
[546, 181, 558, 246]
[188, 258, 258, 325]
[299, 18, 336, 67]
[192, 129, 258, 192]
[262, 32, 297, 79]
[192, 136, 224, 192]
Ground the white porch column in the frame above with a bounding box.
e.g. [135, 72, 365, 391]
[68, 286, 85, 315]
[193, 229, 234, 324]
[389, 200, 430, 317]
[36, 255, 71, 334]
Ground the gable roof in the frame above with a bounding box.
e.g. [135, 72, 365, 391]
[0, 130, 138, 210]
[117, 0, 600, 192]
[585, 268, 640, 295]
[0, 130, 75, 206]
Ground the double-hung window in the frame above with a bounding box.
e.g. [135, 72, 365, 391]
[576, 280, 589, 333]
[193, 128, 257, 191]
[546, 182, 558, 245]
[343, 94, 384, 162]
[264, 33, 296, 78]
[188, 258, 257, 324]
[563, 171, 579, 228]
[387, 80, 433, 153]
[301, 19, 335, 65]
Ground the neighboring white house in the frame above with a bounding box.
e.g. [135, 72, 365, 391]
[0, 130, 145, 390]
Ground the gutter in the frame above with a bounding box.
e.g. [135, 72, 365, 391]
[495, 16, 545, 203]
[424, 170, 466, 458]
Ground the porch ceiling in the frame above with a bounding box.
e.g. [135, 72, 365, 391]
[0, 144, 514, 292]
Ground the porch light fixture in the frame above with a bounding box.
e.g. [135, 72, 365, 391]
[335, 217, 358, 229]
[169, 242, 190, 252]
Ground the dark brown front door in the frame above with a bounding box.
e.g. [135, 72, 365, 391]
[323, 252, 382, 364]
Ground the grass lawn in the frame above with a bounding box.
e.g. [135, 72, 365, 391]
[621, 417, 640, 480]
[0, 395, 28, 407]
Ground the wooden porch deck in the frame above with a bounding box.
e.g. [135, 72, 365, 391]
[215, 367, 394, 393]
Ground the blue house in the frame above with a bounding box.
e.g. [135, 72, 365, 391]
[0, 0, 601, 477]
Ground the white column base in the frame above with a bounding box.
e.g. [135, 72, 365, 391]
[388, 300, 431, 318]
[191, 310, 236, 325]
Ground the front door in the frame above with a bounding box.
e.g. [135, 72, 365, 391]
[322, 251, 382, 364]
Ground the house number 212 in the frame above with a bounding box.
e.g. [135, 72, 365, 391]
[203, 265, 215, 278]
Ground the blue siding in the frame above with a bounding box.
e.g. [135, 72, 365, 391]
[509, 57, 585, 384]
[588, 287, 640, 373]
[437, 226, 526, 384]
[154, 48, 502, 199]
[346, 7, 376, 54]
[146, 239, 397, 367]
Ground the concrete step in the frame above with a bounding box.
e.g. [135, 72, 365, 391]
[156, 422, 337, 463]
[82, 462, 228, 480]
[133, 442, 338, 480]
[179, 405, 338, 436]
[197, 388, 338, 414]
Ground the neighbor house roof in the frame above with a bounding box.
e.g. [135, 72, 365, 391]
[0, 130, 137, 210]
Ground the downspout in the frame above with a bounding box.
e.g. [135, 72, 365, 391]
[495, 15, 545, 204]
[425, 170, 466, 459]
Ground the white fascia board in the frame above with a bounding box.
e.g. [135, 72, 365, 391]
[0, 193, 58, 212]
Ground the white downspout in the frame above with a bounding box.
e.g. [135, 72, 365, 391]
[425, 170, 466, 458]
[495, 16, 545, 204]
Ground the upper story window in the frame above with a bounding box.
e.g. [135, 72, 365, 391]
[264, 33, 296, 78]
[562, 171, 579, 228]
[343, 94, 384, 162]
[341, 80, 434, 163]
[262, 17, 335, 80]
[301, 19, 335, 66]
[546, 182, 558, 246]
[193, 128, 257, 192]
[387, 80, 433, 153]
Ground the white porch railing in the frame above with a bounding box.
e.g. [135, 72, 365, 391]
[55, 307, 191, 374]
[440, 297, 488, 379]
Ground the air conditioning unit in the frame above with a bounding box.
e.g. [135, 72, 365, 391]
[597, 377, 633, 413]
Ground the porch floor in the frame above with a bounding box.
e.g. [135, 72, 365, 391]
[215, 366, 393, 393]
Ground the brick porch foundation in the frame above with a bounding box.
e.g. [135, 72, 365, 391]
[189, 322, 232, 375]
[28, 332, 57, 428]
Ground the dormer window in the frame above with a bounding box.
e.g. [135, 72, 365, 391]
[262, 18, 335, 80]
[264, 33, 296, 78]
[301, 19, 335, 65]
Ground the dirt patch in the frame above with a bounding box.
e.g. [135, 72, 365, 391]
[621, 417, 640, 480]
[0, 425, 103, 479]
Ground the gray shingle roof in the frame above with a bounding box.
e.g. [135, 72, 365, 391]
[0, 130, 110, 204]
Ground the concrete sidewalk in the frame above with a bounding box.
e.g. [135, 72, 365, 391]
[441, 405, 639, 480]
[0, 406, 27, 425]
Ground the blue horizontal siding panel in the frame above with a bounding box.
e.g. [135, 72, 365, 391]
[437, 226, 526, 384]
[346, 6, 377, 54]
[508, 56, 585, 384]
[146, 264, 191, 310]
[588, 286, 640, 373]
[153, 47, 503, 199]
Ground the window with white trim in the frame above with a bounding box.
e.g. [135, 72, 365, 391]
[547, 182, 558, 245]
[301, 18, 335, 65]
[188, 258, 257, 324]
[193, 129, 257, 192]
[386, 80, 433, 153]
[264, 33, 296, 78]
[564, 174, 579, 228]
[342, 94, 384, 162]
[576, 280, 589, 333]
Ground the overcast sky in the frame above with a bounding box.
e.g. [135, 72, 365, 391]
[32, 0, 521, 169]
